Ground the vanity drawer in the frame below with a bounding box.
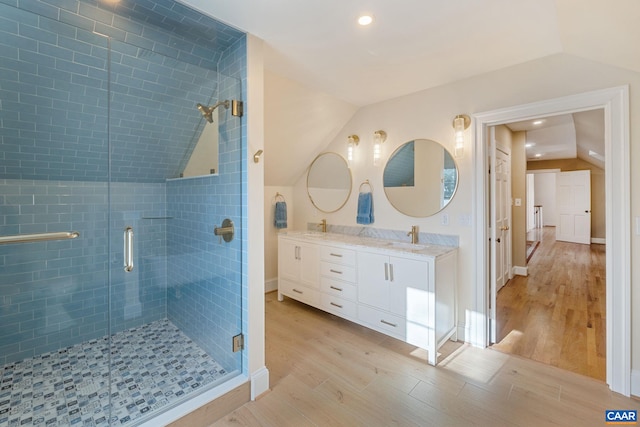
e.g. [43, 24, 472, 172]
[320, 293, 357, 319]
[357, 305, 406, 339]
[320, 262, 356, 283]
[279, 279, 319, 306]
[320, 246, 356, 266]
[320, 277, 357, 301]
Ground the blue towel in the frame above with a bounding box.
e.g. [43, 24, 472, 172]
[356, 192, 374, 225]
[274, 201, 288, 229]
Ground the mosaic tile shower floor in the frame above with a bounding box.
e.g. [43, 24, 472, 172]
[0, 319, 229, 426]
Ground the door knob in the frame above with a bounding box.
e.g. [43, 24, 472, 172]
[500, 226, 510, 231]
[585, 210, 591, 213]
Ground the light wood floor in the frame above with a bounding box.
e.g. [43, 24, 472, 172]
[493, 226, 606, 381]
[212, 290, 636, 426]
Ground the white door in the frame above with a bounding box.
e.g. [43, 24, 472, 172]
[556, 170, 591, 244]
[489, 128, 512, 343]
[495, 148, 511, 292]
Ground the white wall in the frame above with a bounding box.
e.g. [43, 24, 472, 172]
[277, 52, 640, 375]
[533, 173, 557, 226]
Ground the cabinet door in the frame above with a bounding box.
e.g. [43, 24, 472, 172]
[279, 238, 300, 282]
[299, 242, 319, 288]
[357, 252, 390, 310]
[389, 256, 429, 322]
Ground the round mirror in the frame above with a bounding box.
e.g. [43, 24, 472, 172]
[383, 139, 458, 217]
[307, 152, 352, 213]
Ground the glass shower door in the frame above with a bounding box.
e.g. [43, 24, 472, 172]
[106, 39, 244, 425]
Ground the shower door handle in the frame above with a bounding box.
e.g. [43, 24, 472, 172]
[124, 226, 134, 272]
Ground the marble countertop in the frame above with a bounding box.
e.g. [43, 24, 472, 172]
[280, 230, 457, 258]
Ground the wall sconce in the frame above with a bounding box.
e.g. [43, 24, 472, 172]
[452, 114, 470, 158]
[347, 134, 359, 166]
[372, 130, 387, 166]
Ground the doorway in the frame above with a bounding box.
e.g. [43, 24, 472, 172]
[472, 86, 630, 396]
[491, 136, 605, 380]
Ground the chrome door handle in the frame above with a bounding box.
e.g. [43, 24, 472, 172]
[389, 264, 394, 282]
[124, 226, 134, 272]
[384, 263, 389, 281]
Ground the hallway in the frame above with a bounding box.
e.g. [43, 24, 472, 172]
[493, 226, 606, 381]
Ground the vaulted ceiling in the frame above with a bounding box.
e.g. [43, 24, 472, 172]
[182, 0, 634, 185]
[184, 0, 639, 106]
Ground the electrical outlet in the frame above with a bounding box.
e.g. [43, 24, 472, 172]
[514, 198, 522, 207]
[441, 213, 449, 226]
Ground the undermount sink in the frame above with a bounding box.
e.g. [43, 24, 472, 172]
[303, 232, 327, 239]
[386, 241, 427, 250]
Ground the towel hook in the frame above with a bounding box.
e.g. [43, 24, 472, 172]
[253, 149, 263, 163]
[275, 192, 286, 202]
[359, 179, 373, 193]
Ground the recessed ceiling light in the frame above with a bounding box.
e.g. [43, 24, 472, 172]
[358, 15, 373, 26]
[535, 153, 542, 158]
[533, 120, 543, 125]
[525, 143, 534, 148]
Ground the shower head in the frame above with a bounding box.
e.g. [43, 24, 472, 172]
[196, 100, 231, 124]
[197, 103, 214, 123]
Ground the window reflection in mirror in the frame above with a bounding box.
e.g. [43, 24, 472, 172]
[307, 152, 352, 213]
[383, 139, 458, 217]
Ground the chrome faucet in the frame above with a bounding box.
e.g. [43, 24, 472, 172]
[318, 219, 327, 233]
[407, 225, 419, 244]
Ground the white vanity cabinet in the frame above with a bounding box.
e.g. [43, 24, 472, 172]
[278, 238, 319, 305]
[277, 232, 457, 366]
[356, 250, 457, 365]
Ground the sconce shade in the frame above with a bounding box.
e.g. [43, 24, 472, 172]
[347, 134, 359, 165]
[452, 114, 470, 158]
[373, 130, 387, 166]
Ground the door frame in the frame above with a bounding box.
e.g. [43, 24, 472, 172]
[471, 86, 630, 396]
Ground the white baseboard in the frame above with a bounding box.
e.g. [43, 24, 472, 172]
[251, 367, 270, 400]
[457, 322, 468, 344]
[265, 278, 278, 293]
[591, 237, 606, 245]
[512, 265, 528, 276]
[631, 370, 640, 397]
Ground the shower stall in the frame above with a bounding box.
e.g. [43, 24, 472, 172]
[0, 1, 247, 425]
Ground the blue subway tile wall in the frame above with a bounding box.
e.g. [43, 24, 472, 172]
[1, 0, 248, 384]
[0, 179, 109, 365]
[0, 1, 241, 183]
[109, 182, 169, 333]
[109, 39, 220, 182]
